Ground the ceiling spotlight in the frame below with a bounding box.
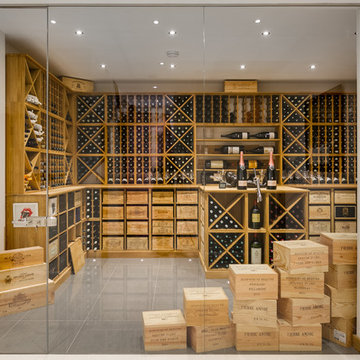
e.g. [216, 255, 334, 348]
[168, 30, 177, 36]
[170, 64, 176, 69]
[255, 19, 261, 24]
[100, 64, 106, 69]
[75, 30, 84, 36]
[166, 50, 180, 58]
[50, 19, 56, 24]
[310, 64, 316, 70]
[160, 62, 165, 66]
[240, 64, 246, 70]
[261, 30, 270, 36]
[153, 20, 159, 25]
[153, 85, 158, 89]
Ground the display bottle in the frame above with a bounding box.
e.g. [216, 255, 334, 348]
[266, 151, 277, 190]
[205, 160, 227, 169]
[249, 146, 274, 154]
[237, 151, 247, 190]
[250, 131, 277, 139]
[221, 131, 249, 139]
[250, 235, 262, 264]
[250, 200, 261, 229]
[215, 145, 244, 154]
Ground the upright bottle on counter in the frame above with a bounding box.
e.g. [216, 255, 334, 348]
[266, 151, 277, 190]
[237, 151, 247, 190]
[250, 234, 262, 264]
[250, 199, 261, 229]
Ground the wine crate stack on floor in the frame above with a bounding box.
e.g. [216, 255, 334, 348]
[319, 233, 357, 348]
[229, 264, 279, 351]
[274, 240, 330, 351]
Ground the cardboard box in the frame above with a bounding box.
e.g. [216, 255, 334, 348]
[188, 324, 234, 353]
[0, 247, 44, 270]
[229, 264, 278, 300]
[235, 324, 279, 351]
[319, 233, 357, 265]
[278, 318, 322, 351]
[276, 267, 324, 299]
[277, 296, 330, 325]
[273, 240, 328, 274]
[183, 287, 229, 326]
[323, 317, 356, 348]
[325, 264, 357, 289]
[232, 299, 277, 327]
[142, 309, 186, 351]
[325, 284, 356, 319]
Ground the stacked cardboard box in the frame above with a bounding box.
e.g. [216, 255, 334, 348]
[229, 264, 279, 351]
[319, 232, 357, 348]
[274, 240, 330, 351]
[0, 247, 54, 317]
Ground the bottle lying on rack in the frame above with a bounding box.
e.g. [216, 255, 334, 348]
[221, 131, 249, 139]
[216, 145, 244, 154]
[237, 151, 247, 190]
[205, 160, 228, 169]
[266, 151, 277, 190]
[250, 131, 277, 139]
[246, 146, 274, 154]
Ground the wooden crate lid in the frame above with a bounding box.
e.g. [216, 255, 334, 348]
[278, 318, 321, 328]
[320, 232, 357, 241]
[142, 309, 185, 326]
[229, 264, 276, 275]
[183, 287, 228, 301]
[274, 239, 327, 251]
[0, 246, 43, 255]
[325, 284, 357, 302]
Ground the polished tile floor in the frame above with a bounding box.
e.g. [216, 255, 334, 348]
[0, 258, 357, 354]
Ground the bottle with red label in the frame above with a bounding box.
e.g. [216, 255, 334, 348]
[266, 151, 277, 190]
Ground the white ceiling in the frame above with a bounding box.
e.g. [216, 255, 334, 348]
[0, 6, 357, 83]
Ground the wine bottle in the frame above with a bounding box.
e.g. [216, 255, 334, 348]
[250, 200, 261, 229]
[250, 131, 277, 139]
[221, 131, 249, 139]
[250, 235, 262, 264]
[215, 145, 244, 154]
[205, 160, 227, 169]
[248, 146, 274, 154]
[266, 151, 277, 190]
[237, 151, 247, 190]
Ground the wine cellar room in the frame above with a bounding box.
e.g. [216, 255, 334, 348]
[0, 3, 359, 356]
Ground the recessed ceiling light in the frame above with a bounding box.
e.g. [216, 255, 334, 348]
[100, 64, 106, 69]
[255, 19, 261, 24]
[153, 20, 159, 25]
[50, 19, 56, 24]
[166, 50, 180, 58]
[75, 30, 84, 36]
[240, 64, 246, 70]
[170, 64, 176, 69]
[153, 85, 158, 89]
[261, 30, 270, 36]
[310, 64, 317, 70]
[160, 62, 165, 66]
[168, 30, 177, 36]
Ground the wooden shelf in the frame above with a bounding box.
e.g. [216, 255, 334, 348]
[196, 123, 280, 127]
[196, 138, 280, 142]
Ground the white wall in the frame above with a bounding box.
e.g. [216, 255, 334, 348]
[0, 31, 5, 251]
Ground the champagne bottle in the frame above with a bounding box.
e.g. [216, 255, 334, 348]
[205, 160, 228, 169]
[250, 235, 262, 264]
[250, 200, 261, 229]
[221, 131, 249, 139]
[250, 131, 277, 139]
[237, 151, 247, 190]
[248, 146, 274, 154]
[215, 145, 244, 154]
[266, 151, 277, 190]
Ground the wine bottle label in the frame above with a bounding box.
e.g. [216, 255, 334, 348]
[229, 147, 240, 154]
[252, 213, 260, 223]
[237, 180, 247, 188]
[268, 132, 275, 139]
[210, 160, 224, 169]
[264, 147, 273, 154]
[242, 132, 248, 139]
[267, 180, 277, 187]
[251, 248, 262, 264]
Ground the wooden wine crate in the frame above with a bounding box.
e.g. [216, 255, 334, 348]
[127, 237, 148, 250]
[126, 206, 148, 220]
[177, 237, 198, 250]
[176, 190, 198, 204]
[319, 233, 357, 265]
[323, 317, 356, 348]
[188, 324, 235, 353]
[0, 281, 54, 317]
[0, 263, 47, 291]
[74, 191, 82, 207]
[152, 206, 173, 219]
[278, 319, 322, 352]
[273, 240, 328, 274]
[152, 191, 174, 204]
[235, 324, 279, 351]
[232, 299, 277, 327]
[224, 80, 258, 93]
[309, 191, 331, 205]
[325, 284, 356, 319]
[177, 205, 198, 219]
[127, 221, 148, 235]
[127, 191, 149, 204]
[142, 309, 186, 351]
[152, 220, 173, 235]
[309, 205, 331, 219]
[309, 221, 331, 235]
[102, 206, 124, 219]
[277, 296, 330, 325]
[334, 221, 357, 233]
[102, 237, 124, 251]
[334, 190, 356, 204]
[60, 76, 94, 93]
[0, 247, 44, 270]
[152, 236, 173, 250]
[335, 205, 356, 219]
[49, 239, 59, 261]
[102, 190, 124, 204]
[102, 221, 124, 235]
[276, 267, 324, 299]
[229, 264, 278, 300]
[325, 264, 357, 289]
[183, 287, 229, 326]
[176, 221, 198, 235]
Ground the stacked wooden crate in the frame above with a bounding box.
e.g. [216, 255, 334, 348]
[229, 264, 279, 351]
[0, 247, 54, 317]
[319, 233, 357, 348]
[274, 240, 330, 351]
